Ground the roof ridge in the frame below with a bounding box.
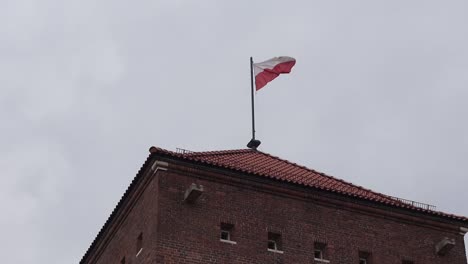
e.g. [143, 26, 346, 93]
[150, 147, 254, 157]
[188, 149, 254, 157]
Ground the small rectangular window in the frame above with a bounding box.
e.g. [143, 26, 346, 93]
[221, 230, 230, 240]
[220, 223, 236, 244]
[359, 251, 371, 264]
[267, 232, 283, 253]
[120, 257, 125, 264]
[268, 239, 277, 250]
[314, 242, 327, 260]
[402, 261, 414, 264]
[314, 249, 323, 259]
[220, 223, 234, 241]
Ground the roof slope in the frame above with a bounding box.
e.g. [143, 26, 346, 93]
[150, 147, 468, 222]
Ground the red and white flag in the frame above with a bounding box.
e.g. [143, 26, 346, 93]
[253, 56, 296, 91]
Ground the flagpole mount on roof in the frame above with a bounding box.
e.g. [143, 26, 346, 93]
[247, 138, 261, 149]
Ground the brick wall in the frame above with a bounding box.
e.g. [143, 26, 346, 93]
[154, 166, 467, 264]
[90, 166, 161, 264]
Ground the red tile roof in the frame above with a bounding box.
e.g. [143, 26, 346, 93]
[150, 147, 468, 222]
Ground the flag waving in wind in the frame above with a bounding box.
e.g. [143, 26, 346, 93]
[246, 56, 296, 149]
[253, 56, 296, 91]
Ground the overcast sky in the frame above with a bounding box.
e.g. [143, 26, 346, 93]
[1, 1, 468, 263]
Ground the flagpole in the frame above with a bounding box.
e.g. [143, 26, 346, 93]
[250, 57, 255, 140]
[247, 57, 261, 150]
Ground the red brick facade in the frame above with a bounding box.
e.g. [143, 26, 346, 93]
[81, 150, 468, 264]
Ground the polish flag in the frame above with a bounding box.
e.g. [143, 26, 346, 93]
[253, 56, 296, 91]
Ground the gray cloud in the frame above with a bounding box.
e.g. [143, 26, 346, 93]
[1, 0, 467, 262]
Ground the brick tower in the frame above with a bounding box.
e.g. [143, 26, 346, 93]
[81, 147, 468, 264]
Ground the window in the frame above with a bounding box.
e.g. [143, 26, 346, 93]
[120, 257, 125, 264]
[267, 232, 283, 253]
[314, 249, 323, 259]
[221, 229, 230, 240]
[220, 223, 236, 244]
[136, 232, 143, 256]
[314, 242, 327, 261]
[359, 251, 371, 264]
[402, 261, 414, 264]
[268, 239, 278, 250]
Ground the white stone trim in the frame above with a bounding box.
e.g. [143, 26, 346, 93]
[314, 258, 330, 263]
[220, 239, 237, 245]
[267, 248, 284, 254]
[136, 248, 143, 257]
[460, 227, 468, 234]
[151, 160, 168, 171]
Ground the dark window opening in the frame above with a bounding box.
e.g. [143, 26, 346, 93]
[314, 242, 327, 260]
[120, 257, 125, 264]
[268, 240, 277, 250]
[136, 232, 143, 255]
[267, 232, 282, 251]
[220, 223, 234, 241]
[359, 251, 371, 264]
[402, 261, 414, 264]
[221, 230, 230, 240]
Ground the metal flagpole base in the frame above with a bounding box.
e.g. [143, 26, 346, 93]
[247, 139, 261, 150]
